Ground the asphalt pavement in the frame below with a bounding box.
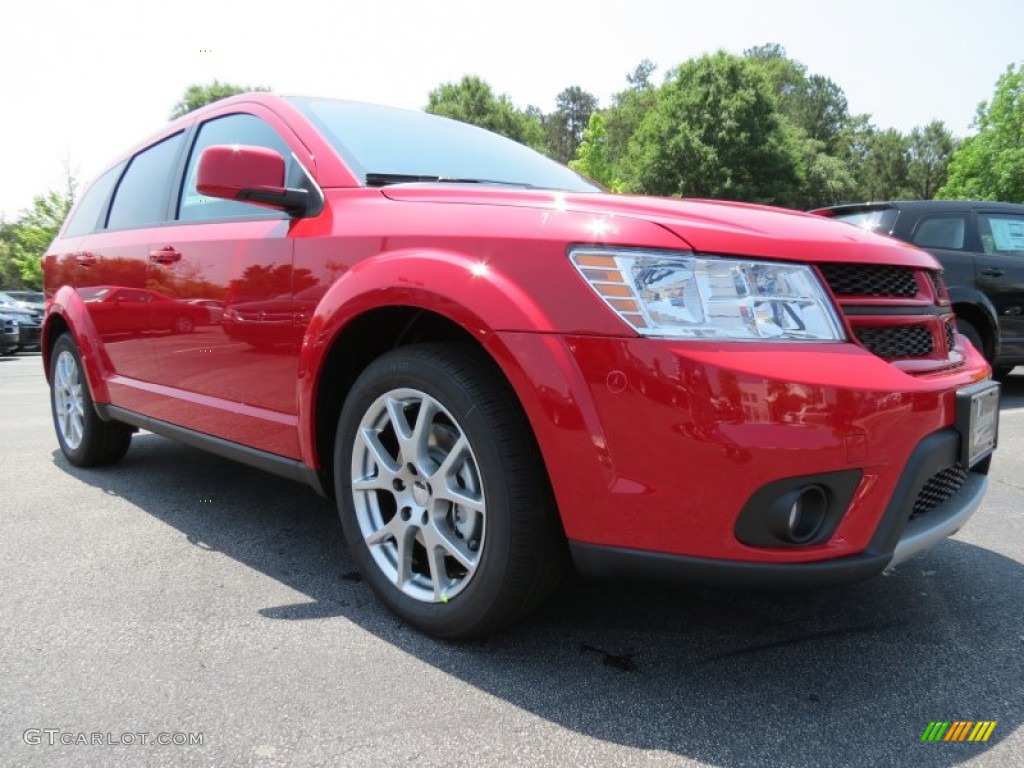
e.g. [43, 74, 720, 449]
[1, 352, 1021, 767]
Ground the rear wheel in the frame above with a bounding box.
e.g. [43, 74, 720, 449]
[50, 333, 132, 467]
[335, 343, 565, 638]
[171, 315, 195, 334]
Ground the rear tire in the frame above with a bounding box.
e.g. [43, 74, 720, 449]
[50, 333, 132, 467]
[334, 343, 566, 638]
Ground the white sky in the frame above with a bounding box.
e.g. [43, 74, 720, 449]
[2, 0, 1021, 220]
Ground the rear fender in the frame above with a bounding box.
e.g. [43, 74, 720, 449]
[42, 286, 114, 403]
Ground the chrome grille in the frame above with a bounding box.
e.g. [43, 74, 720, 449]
[820, 264, 918, 297]
[912, 465, 969, 519]
[854, 326, 933, 358]
[945, 322, 956, 353]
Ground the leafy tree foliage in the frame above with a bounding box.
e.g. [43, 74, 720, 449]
[908, 120, 957, 199]
[0, 172, 76, 289]
[170, 79, 270, 119]
[545, 86, 599, 163]
[620, 51, 802, 205]
[938, 63, 1024, 201]
[569, 112, 619, 189]
[426, 76, 545, 150]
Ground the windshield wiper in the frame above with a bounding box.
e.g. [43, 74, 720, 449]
[366, 173, 535, 189]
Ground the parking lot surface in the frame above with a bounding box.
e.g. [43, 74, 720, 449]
[1, 353, 1021, 767]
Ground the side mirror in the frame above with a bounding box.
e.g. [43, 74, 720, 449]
[197, 145, 310, 216]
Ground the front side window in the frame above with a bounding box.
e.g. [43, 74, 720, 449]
[179, 114, 291, 222]
[106, 133, 185, 230]
[912, 215, 967, 251]
[978, 213, 1024, 255]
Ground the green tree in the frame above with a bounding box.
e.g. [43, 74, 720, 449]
[569, 112, 619, 189]
[3, 171, 76, 289]
[621, 51, 802, 205]
[0, 229, 24, 289]
[603, 60, 660, 177]
[907, 120, 957, 199]
[545, 86, 599, 163]
[170, 79, 270, 119]
[425, 76, 545, 150]
[938, 63, 1024, 201]
[745, 44, 854, 207]
[860, 128, 912, 200]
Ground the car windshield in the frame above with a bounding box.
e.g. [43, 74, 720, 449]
[7, 291, 44, 302]
[288, 97, 601, 193]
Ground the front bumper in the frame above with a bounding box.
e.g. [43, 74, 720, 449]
[493, 332, 993, 580]
[571, 429, 989, 586]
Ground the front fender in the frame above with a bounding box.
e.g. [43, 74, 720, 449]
[295, 247, 600, 469]
[42, 286, 114, 403]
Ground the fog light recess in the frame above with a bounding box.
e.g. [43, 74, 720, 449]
[773, 485, 828, 543]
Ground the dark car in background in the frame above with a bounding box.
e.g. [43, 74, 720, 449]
[0, 291, 42, 352]
[0, 313, 20, 355]
[811, 201, 1024, 377]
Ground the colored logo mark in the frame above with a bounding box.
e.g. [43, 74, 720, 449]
[921, 721, 997, 742]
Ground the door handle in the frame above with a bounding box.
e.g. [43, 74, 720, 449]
[980, 267, 1005, 277]
[75, 253, 97, 267]
[149, 247, 182, 265]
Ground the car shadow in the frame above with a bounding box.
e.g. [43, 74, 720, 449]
[52, 423, 1022, 767]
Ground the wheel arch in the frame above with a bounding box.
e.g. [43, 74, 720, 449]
[42, 287, 113, 403]
[949, 290, 999, 362]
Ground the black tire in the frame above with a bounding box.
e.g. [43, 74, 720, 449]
[956, 318, 987, 360]
[50, 333, 133, 467]
[993, 365, 1016, 380]
[335, 343, 566, 638]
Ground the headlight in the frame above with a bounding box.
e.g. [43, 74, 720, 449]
[570, 247, 845, 341]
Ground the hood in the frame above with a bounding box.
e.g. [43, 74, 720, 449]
[379, 186, 936, 268]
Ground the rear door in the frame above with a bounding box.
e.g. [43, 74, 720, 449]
[975, 210, 1024, 360]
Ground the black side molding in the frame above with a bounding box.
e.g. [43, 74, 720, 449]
[569, 541, 891, 589]
[96, 404, 326, 497]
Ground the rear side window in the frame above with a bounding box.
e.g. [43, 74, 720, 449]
[912, 215, 967, 250]
[179, 114, 291, 222]
[978, 213, 1024, 254]
[63, 163, 125, 237]
[832, 208, 898, 234]
[106, 132, 185, 230]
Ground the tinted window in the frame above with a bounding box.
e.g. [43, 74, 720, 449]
[64, 163, 125, 237]
[978, 213, 1024, 254]
[290, 97, 599, 193]
[107, 133, 185, 230]
[832, 208, 898, 233]
[912, 215, 967, 250]
[179, 114, 291, 222]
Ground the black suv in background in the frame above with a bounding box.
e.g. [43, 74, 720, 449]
[812, 201, 1024, 377]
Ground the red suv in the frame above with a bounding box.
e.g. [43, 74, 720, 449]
[43, 94, 999, 637]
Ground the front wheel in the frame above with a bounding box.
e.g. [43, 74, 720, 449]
[956, 318, 987, 360]
[50, 333, 132, 466]
[335, 344, 565, 638]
